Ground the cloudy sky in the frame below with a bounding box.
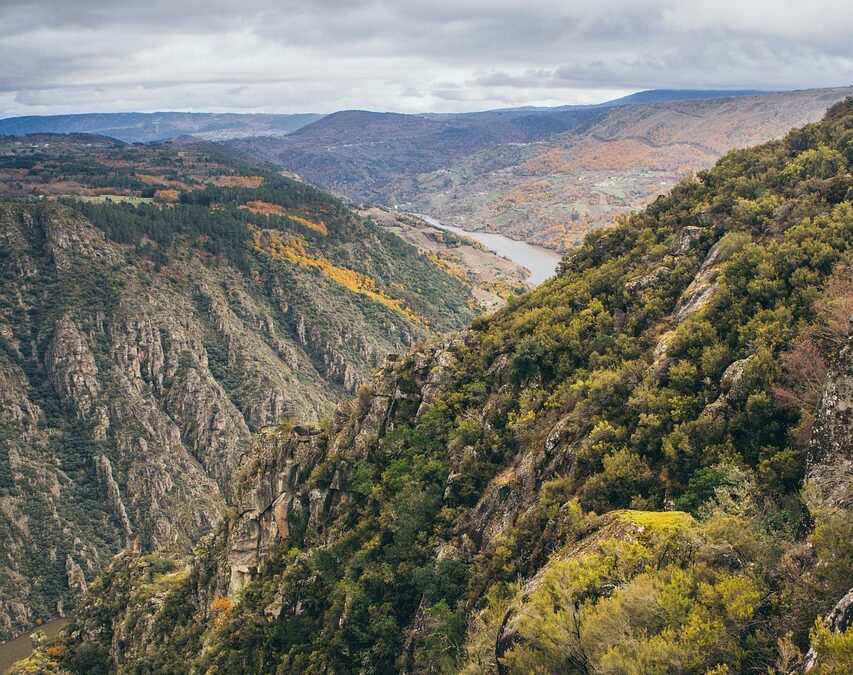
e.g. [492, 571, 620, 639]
[1, 0, 851, 117]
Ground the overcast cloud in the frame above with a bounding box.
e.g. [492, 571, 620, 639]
[1, 0, 851, 116]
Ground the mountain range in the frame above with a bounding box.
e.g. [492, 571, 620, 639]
[0, 113, 323, 143]
[14, 96, 852, 675]
[0, 90, 769, 143]
[231, 87, 853, 250]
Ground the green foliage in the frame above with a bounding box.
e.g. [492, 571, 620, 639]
[491, 512, 772, 673]
[808, 620, 853, 674]
[0, 135, 477, 644]
[46, 99, 853, 673]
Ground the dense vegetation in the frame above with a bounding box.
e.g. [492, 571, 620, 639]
[0, 136, 476, 643]
[20, 101, 853, 673]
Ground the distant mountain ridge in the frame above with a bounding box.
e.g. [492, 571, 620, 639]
[0, 111, 323, 143]
[489, 88, 775, 112]
[231, 86, 853, 251]
[0, 90, 777, 144]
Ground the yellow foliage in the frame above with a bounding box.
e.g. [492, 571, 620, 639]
[614, 509, 694, 532]
[286, 212, 329, 236]
[253, 231, 423, 324]
[809, 619, 853, 674]
[240, 201, 329, 235]
[427, 252, 467, 282]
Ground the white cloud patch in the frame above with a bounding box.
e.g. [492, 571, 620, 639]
[0, 0, 850, 116]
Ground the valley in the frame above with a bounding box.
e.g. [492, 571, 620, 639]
[0, 135, 475, 643]
[413, 214, 562, 285]
[232, 87, 853, 251]
[2, 0, 852, 670]
[0, 85, 851, 675]
[13, 97, 852, 675]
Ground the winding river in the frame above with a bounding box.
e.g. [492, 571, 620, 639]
[0, 618, 68, 673]
[415, 215, 562, 285]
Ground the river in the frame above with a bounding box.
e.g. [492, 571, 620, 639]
[415, 215, 562, 285]
[0, 618, 68, 673]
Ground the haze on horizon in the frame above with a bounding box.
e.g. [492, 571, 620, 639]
[1, 0, 851, 118]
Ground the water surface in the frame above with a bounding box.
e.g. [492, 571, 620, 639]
[0, 618, 68, 673]
[416, 215, 562, 285]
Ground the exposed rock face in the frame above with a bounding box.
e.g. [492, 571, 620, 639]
[806, 328, 853, 509]
[225, 334, 472, 595]
[65, 555, 88, 598]
[802, 587, 853, 672]
[94, 455, 133, 538]
[0, 198, 462, 639]
[227, 427, 329, 596]
[46, 316, 110, 440]
[672, 231, 738, 321]
[624, 265, 671, 296]
[798, 329, 853, 672]
[670, 225, 707, 256]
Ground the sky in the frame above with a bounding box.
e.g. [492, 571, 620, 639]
[1, 0, 851, 117]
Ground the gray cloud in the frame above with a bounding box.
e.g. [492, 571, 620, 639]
[0, 0, 851, 116]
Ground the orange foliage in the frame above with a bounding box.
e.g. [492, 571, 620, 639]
[241, 200, 287, 216]
[211, 597, 234, 613]
[154, 188, 180, 202]
[495, 180, 554, 208]
[211, 175, 264, 188]
[573, 139, 711, 172]
[210, 596, 234, 629]
[135, 173, 192, 190]
[522, 148, 573, 174]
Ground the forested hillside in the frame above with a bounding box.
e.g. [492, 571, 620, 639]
[17, 100, 853, 674]
[0, 136, 475, 641]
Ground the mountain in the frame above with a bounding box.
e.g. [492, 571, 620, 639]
[492, 88, 773, 112]
[0, 112, 324, 143]
[231, 87, 853, 251]
[0, 90, 767, 144]
[0, 134, 476, 641]
[22, 100, 852, 673]
[595, 88, 774, 107]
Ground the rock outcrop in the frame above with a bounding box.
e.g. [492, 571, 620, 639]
[806, 328, 853, 509]
[0, 190, 471, 639]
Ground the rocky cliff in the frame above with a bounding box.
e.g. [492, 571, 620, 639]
[0, 137, 475, 640]
[15, 101, 853, 673]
